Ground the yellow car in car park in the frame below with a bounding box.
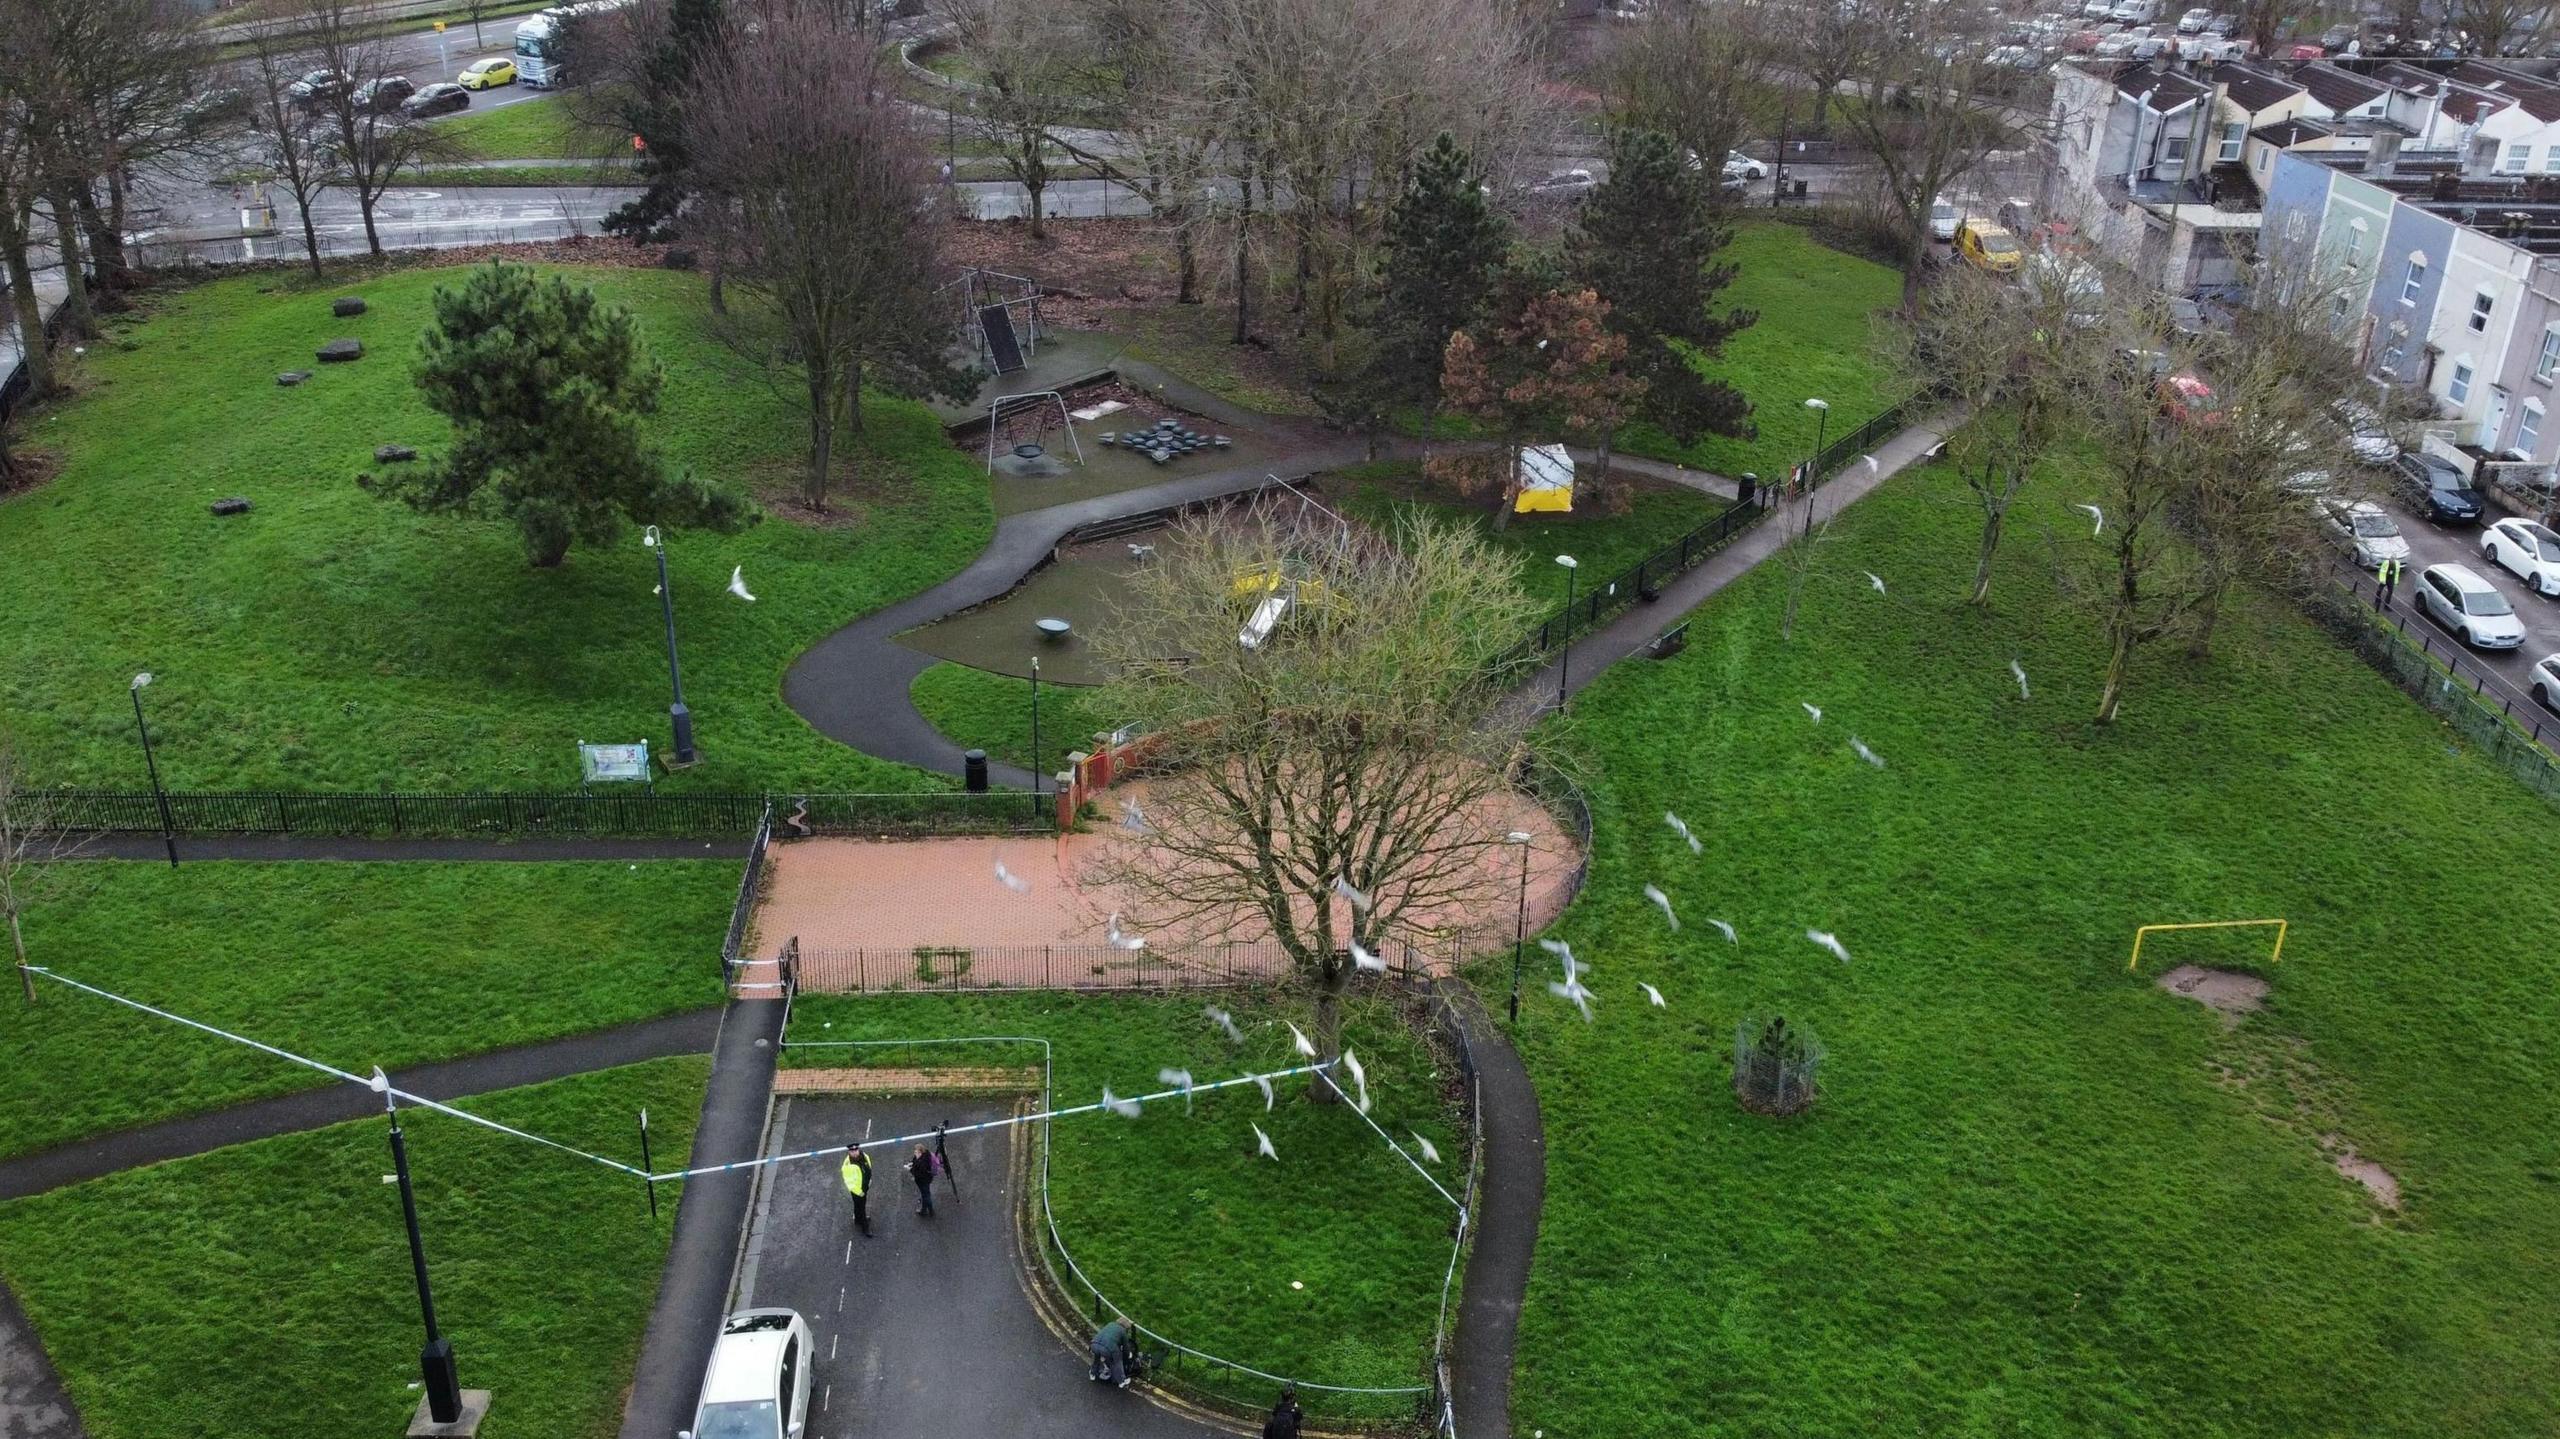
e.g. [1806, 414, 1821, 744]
[1955, 218, 2024, 274]
[458, 58, 518, 90]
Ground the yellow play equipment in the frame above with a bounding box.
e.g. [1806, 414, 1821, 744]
[2126, 919, 2287, 972]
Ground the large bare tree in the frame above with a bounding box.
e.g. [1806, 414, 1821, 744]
[684, 6, 968, 508]
[1613, 0, 1784, 183]
[1831, 4, 2023, 310]
[0, 740, 81, 1005]
[303, 0, 462, 256]
[240, 14, 336, 277]
[935, 0, 1093, 241]
[1094, 503, 1551, 1063]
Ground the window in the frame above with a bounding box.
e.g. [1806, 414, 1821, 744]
[2257, 146, 2271, 172]
[2536, 326, 2560, 381]
[2219, 121, 2246, 162]
[2506, 143, 2536, 173]
[2517, 402, 2544, 456]
[2471, 288, 2496, 333]
[2547, 147, 2560, 173]
[2402, 253, 2428, 305]
[2342, 217, 2371, 271]
[2164, 134, 2189, 162]
[2380, 338, 2407, 375]
[778, 1338, 799, 1421]
[2451, 358, 2476, 405]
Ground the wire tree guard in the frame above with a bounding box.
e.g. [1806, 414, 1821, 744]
[1731, 1013, 1823, 1117]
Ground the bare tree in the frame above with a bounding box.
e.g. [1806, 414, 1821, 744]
[1054, 0, 1222, 302]
[0, 48, 53, 406]
[685, 7, 969, 508]
[1093, 503, 1550, 1063]
[1616, 0, 1783, 175]
[936, 0, 1093, 242]
[240, 16, 334, 277]
[2455, 0, 2550, 55]
[2062, 329, 2213, 724]
[0, 740, 81, 1005]
[1831, 5, 2022, 310]
[303, 0, 462, 256]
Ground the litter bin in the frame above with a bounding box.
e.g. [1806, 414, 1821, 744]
[964, 749, 989, 793]
[1792, 178, 1809, 199]
[1737, 472, 1758, 507]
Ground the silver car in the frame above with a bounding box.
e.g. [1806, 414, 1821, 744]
[2415, 563, 2528, 649]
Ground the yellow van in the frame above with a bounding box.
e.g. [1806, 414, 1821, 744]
[1955, 218, 2024, 274]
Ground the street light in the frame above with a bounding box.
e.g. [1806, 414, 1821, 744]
[128, 672, 176, 868]
[371, 1068, 467, 1426]
[1800, 397, 1831, 540]
[1028, 654, 1043, 801]
[1554, 555, 1579, 710]
[640, 528, 698, 768]
[1504, 830, 1534, 1022]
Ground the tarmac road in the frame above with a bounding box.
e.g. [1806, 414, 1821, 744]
[729, 1095, 1223, 1439]
[2358, 488, 2560, 719]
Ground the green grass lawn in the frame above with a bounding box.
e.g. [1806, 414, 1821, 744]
[6, 264, 994, 791]
[0, 859, 734, 1158]
[1622, 221, 1903, 481]
[1322, 460, 1727, 605]
[437, 94, 627, 162]
[780, 990, 1462, 1422]
[0, 1057, 706, 1439]
[1504, 460, 2560, 1437]
[908, 661, 1113, 775]
[410, 162, 636, 187]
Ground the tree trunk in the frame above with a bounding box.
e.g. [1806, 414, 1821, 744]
[1, 219, 52, 399]
[2186, 585, 2224, 658]
[844, 357, 864, 436]
[1232, 180, 1254, 345]
[358, 187, 384, 256]
[1174, 219, 1198, 304]
[45, 193, 95, 340]
[291, 189, 325, 278]
[1968, 505, 2004, 606]
[1490, 441, 1519, 531]
[805, 363, 835, 510]
[708, 233, 728, 315]
[9, 907, 30, 1005]
[80, 180, 126, 298]
[2095, 617, 2133, 723]
[1811, 84, 1834, 131]
[1309, 954, 1349, 1091]
[1026, 178, 1047, 242]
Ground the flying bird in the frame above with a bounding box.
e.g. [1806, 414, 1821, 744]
[1863, 570, 1887, 595]
[1411, 1131, 1441, 1165]
[1286, 1021, 1317, 1058]
[1639, 981, 1668, 1008]
[1332, 875, 1373, 913]
[1801, 701, 1823, 723]
[1546, 977, 1596, 1022]
[1253, 1072, 1275, 1111]
[727, 566, 756, 602]
[1127, 543, 1157, 560]
[1538, 937, 1580, 979]
[2010, 658, 2031, 699]
[1101, 1086, 1142, 1119]
[1204, 1004, 1244, 1045]
[1861, 453, 1879, 475]
[1158, 1067, 1195, 1111]
[1120, 798, 1149, 833]
[1664, 811, 1701, 855]
[1107, 912, 1146, 951]
[1252, 1122, 1279, 1161]
[993, 858, 1031, 894]
[1704, 917, 1737, 945]
[2074, 503, 2105, 537]
[1847, 735, 1886, 769]
[1351, 941, 1386, 973]
[1342, 1048, 1371, 1114]
[1642, 884, 1679, 931]
[1805, 929, 1852, 964]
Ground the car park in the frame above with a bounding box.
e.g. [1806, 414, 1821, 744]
[2531, 653, 2560, 709]
[2329, 397, 2399, 465]
[2414, 563, 2528, 648]
[680, 1309, 813, 1439]
[2392, 451, 2485, 525]
[2093, 31, 2140, 54]
[2318, 498, 2412, 568]
[459, 57, 519, 89]
[401, 82, 471, 118]
[1955, 218, 2023, 273]
[2481, 516, 2560, 596]
[353, 76, 414, 112]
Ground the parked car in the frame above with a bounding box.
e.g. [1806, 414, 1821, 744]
[2093, 31, 2141, 54]
[2530, 653, 2560, 710]
[352, 75, 414, 112]
[285, 68, 351, 108]
[2414, 562, 2527, 648]
[2280, 467, 2335, 499]
[2206, 11, 2236, 32]
[1528, 168, 1597, 198]
[2156, 372, 2224, 424]
[2167, 295, 2208, 337]
[1930, 196, 1961, 239]
[1723, 150, 1768, 181]
[2127, 36, 2170, 57]
[176, 87, 251, 129]
[1987, 42, 2047, 67]
[458, 57, 518, 90]
[2392, 451, 2486, 524]
[2318, 497, 2412, 568]
[2025, 250, 2102, 325]
[2177, 5, 2212, 29]
[2329, 397, 2399, 465]
[2321, 21, 2357, 48]
[2081, 0, 2113, 18]
[2481, 515, 2560, 596]
[1955, 218, 2023, 273]
[680, 1310, 812, 1439]
[401, 82, 471, 118]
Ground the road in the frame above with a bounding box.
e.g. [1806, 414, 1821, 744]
[2360, 488, 2560, 717]
[126, 184, 639, 267]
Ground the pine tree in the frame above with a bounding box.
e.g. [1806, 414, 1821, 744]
[367, 263, 756, 567]
[1370, 133, 1510, 432]
[1574, 128, 1757, 464]
[604, 0, 726, 243]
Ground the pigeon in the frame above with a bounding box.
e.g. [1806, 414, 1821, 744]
[1861, 454, 1880, 475]
[1639, 981, 1668, 1008]
[727, 566, 756, 602]
[1120, 798, 1148, 833]
[1411, 1131, 1441, 1165]
[1107, 912, 1146, 951]
[1805, 929, 1852, 964]
[1801, 701, 1823, 723]
[993, 858, 1031, 893]
[1704, 917, 1737, 945]
[1332, 875, 1373, 913]
[1101, 1086, 1142, 1119]
[1351, 941, 1386, 973]
[1546, 977, 1596, 1022]
[2010, 659, 2031, 699]
[1664, 811, 1701, 855]
[1286, 1021, 1316, 1058]
[1342, 1048, 1371, 1113]
[1252, 1122, 1278, 1161]
[1538, 937, 1579, 978]
[1127, 543, 1157, 559]
[2074, 503, 2105, 537]
[1253, 1072, 1275, 1110]
[1642, 884, 1679, 931]
[1863, 570, 1887, 595]
[1848, 735, 1886, 768]
[1204, 1003, 1244, 1045]
[1158, 1067, 1195, 1111]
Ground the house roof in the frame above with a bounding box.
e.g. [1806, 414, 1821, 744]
[2116, 63, 2211, 111]
[2368, 61, 2516, 123]
[2450, 60, 2560, 121]
[2252, 117, 2332, 146]
[2296, 61, 2387, 113]
[2221, 63, 2304, 115]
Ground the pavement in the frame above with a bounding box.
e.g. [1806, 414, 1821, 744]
[729, 1094, 1223, 1439]
[0, 1278, 79, 1439]
[2356, 491, 2560, 720]
[1440, 986, 1543, 1439]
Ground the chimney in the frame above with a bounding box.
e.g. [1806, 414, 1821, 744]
[2368, 131, 2402, 179]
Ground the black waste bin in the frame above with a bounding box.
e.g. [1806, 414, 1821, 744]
[963, 749, 990, 793]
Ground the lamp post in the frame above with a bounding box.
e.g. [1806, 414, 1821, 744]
[1554, 554, 1579, 710]
[1800, 397, 1831, 540]
[128, 673, 176, 868]
[372, 1069, 465, 1426]
[640, 527, 697, 768]
[1504, 830, 1534, 1022]
[1028, 654, 1043, 800]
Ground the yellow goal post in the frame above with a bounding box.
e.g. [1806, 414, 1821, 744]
[2127, 919, 2287, 973]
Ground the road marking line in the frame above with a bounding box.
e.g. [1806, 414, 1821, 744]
[823, 1384, 831, 1412]
[843, 1239, 851, 1265]
[831, 1332, 839, 1361]
[837, 1286, 845, 1312]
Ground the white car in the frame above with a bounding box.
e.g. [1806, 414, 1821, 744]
[2177, 5, 2212, 29]
[2531, 653, 2560, 710]
[2481, 515, 2560, 596]
[2328, 397, 2400, 465]
[2317, 498, 2410, 568]
[1930, 197, 1961, 239]
[1529, 168, 1596, 197]
[1723, 150, 1768, 181]
[681, 1309, 813, 1439]
[2414, 562, 2528, 649]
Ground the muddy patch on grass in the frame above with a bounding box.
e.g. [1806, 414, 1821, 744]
[2321, 1135, 2404, 1210]
[2156, 964, 2269, 1029]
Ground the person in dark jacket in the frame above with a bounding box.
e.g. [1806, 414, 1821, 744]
[909, 1144, 937, 1216]
[1091, 1318, 1132, 1387]
[1262, 1384, 1303, 1439]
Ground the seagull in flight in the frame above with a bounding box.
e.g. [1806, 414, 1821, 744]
[1204, 1004, 1244, 1045]
[2074, 503, 2105, 537]
[1547, 976, 1596, 1022]
[1351, 941, 1386, 973]
[1333, 875, 1373, 913]
[1342, 1048, 1371, 1113]
[1101, 1086, 1142, 1119]
[1253, 1072, 1274, 1110]
[1703, 917, 1737, 945]
[1639, 981, 1668, 1008]
[1848, 735, 1885, 768]
[1863, 570, 1887, 595]
[1861, 454, 1879, 475]
[1801, 701, 1823, 723]
[1410, 1131, 1441, 1165]
[1107, 912, 1146, 951]
[1252, 1122, 1279, 1161]
[1120, 798, 1148, 833]
[1158, 1067, 1195, 1111]
[993, 858, 1031, 893]
[1805, 929, 1852, 964]
[1664, 812, 1701, 854]
[1286, 1021, 1316, 1058]
[2010, 659, 2030, 699]
[1642, 884, 1679, 931]
[727, 566, 756, 602]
